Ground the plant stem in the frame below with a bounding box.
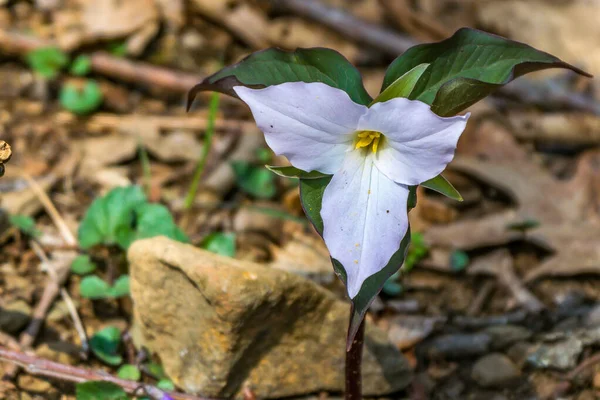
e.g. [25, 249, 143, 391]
[345, 316, 365, 400]
[138, 140, 152, 196]
[184, 91, 220, 210]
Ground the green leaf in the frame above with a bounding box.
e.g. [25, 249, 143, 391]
[70, 55, 92, 76]
[76, 381, 127, 400]
[107, 275, 130, 298]
[421, 174, 463, 201]
[79, 276, 111, 299]
[9, 214, 41, 237]
[188, 47, 372, 108]
[157, 379, 175, 392]
[266, 165, 327, 180]
[90, 326, 122, 366]
[59, 80, 103, 115]
[231, 161, 277, 199]
[450, 250, 470, 272]
[201, 233, 236, 257]
[126, 203, 189, 249]
[71, 255, 97, 275]
[382, 271, 403, 296]
[78, 186, 147, 249]
[256, 148, 272, 164]
[382, 28, 591, 116]
[117, 364, 141, 381]
[344, 228, 412, 346]
[404, 232, 429, 271]
[371, 63, 429, 105]
[25, 47, 69, 79]
[298, 176, 332, 235]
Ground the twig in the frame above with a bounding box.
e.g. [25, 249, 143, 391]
[2, 256, 70, 379]
[22, 173, 77, 246]
[273, 0, 417, 55]
[87, 113, 254, 132]
[345, 317, 365, 400]
[0, 30, 199, 94]
[0, 346, 212, 400]
[274, 0, 599, 115]
[29, 241, 88, 358]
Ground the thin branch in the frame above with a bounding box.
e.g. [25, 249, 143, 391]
[29, 241, 88, 357]
[0, 30, 200, 94]
[0, 346, 213, 400]
[273, 0, 417, 55]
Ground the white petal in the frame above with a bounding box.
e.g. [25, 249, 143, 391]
[234, 82, 367, 174]
[321, 150, 410, 299]
[357, 97, 469, 185]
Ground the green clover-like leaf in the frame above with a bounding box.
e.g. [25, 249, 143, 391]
[76, 381, 127, 400]
[25, 47, 69, 79]
[201, 232, 236, 257]
[59, 80, 103, 115]
[89, 326, 122, 366]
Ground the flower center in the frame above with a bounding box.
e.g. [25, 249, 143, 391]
[355, 130, 382, 153]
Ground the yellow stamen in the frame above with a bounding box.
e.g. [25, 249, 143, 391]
[354, 130, 382, 153]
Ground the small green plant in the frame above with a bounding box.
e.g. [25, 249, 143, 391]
[232, 161, 277, 199]
[117, 364, 141, 381]
[89, 326, 123, 366]
[78, 186, 188, 250]
[25, 47, 103, 114]
[59, 81, 103, 115]
[76, 381, 127, 400]
[9, 214, 41, 237]
[26, 47, 69, 79]
[79, 275, 130, 300]
[201, 232, 236, 257]
[71, 254, 97, 275]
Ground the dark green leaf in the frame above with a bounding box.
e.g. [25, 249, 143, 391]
[298, 176, 332, 235]
[25, 47, 69, 79]
[117, 364, 141, 381]
[231, 161, 277, 199]
[59, 80, 103, 115]
[382, 28, 591, 116]
[71, 255, 97, 275]
[345, 228, 412, 347]
[201, 233, 236, 257]
[79, 276, 111, 299]
[421, 174, 463, 201]
[9, 214, 41, 237]
[188, 47, 372, 108]
[450, 250, 470, 272]
[76, 381, 127, 400]
[371, 63, 429, 105]
[382, 271, 403, 296]
[107, 275, 130, 298]
[90, 326, 122, 366]
[70, 55, 92, 76]
[266, 165, 328, 180]
[78, 186, 146, 249]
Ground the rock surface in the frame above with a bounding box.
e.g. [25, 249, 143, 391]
[471, 353, 520, 388]
[128, 237, 411, 398]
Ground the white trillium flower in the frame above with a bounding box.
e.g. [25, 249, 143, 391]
[234, 82, 470, 299]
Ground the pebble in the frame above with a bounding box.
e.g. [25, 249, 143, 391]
[0, 299, 32, 334]
[471, 353, 520, 388]
[483, 324, 532, 350]
[423, 333, 492, 359]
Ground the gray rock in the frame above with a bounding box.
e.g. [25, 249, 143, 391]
[527, 337, 583, 370]
[0, 299, 31, 334]
[129, 237, 411, 399]
[424, 333, 492, 359]
[471, 353, 520, 388]
[483, 325, 532, 350]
